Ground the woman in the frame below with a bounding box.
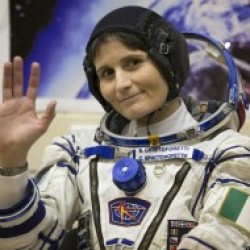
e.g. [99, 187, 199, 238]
[0, 5, 250, 250]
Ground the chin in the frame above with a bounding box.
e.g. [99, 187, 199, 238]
[121, 109, 149, 121]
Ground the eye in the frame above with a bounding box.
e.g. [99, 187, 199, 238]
[98, 68, 114, 80]
[124, 57, 143, 70]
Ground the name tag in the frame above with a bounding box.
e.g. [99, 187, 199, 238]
[130, 145, 204, 162]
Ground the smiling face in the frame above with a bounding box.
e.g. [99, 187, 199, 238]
[93, 37, 170, 122]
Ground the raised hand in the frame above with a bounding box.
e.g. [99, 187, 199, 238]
[0, 56, 57, 168]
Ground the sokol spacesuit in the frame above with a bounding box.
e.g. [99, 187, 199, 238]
[0, 6, 250, 250]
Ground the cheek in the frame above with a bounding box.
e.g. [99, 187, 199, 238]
[100, 83, 113, 102]
[152, 81, 169, 104]
[159, 84, 169, 97]
[147, 74, 168, 93]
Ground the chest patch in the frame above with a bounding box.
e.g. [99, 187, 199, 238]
[108, 197, 151, 226]
[167, 220, 198, 250]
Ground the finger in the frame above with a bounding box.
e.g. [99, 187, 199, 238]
[12, 56, 24, 98]
[26, 62, 40, 101]
[2, 62, 13, 101]
[40, 100, 57, 131]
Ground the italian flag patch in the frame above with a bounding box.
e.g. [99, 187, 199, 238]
[218, 187, 250, 234]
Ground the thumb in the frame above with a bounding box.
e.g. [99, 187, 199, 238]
[40, 100, 57, 131]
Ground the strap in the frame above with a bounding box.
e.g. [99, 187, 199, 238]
[89, 157, 105, 250]
[138, 162, 191, 249]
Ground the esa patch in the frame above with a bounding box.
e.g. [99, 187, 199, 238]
[167, 220, 198, 250]
[108, 197, 150, 226]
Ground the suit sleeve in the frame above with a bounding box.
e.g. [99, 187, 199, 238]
[0, 134, 84, 250]
[179, 133, 250, 250]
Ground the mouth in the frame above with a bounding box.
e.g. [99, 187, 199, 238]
[120, 92, 143, 104]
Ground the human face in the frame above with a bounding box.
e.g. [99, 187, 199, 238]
[94, 38, 169, 121]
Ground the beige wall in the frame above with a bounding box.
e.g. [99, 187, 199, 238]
[28, 112, 250, 174]
[28, 112, 103, 173]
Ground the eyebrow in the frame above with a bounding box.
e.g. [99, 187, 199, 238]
[96, 53, 147, 73]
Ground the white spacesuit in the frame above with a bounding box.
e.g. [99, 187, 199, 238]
[1, 97, 250, 250]
[1, 6, 250, 250]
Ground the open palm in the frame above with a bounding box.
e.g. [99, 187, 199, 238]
[0, 57, 57, 168]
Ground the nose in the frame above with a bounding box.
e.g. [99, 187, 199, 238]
[115, 69, 132, 92]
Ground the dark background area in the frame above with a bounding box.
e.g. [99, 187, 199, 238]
[10, 0, 58, 59]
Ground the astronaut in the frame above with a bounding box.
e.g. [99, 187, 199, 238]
[0, 5, 250, 250]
